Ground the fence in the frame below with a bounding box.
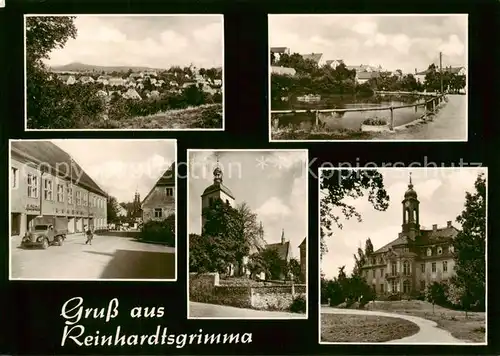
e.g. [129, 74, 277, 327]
[271, 92, 447, 131]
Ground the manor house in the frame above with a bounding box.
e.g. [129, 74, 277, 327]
[362, 176, 459, 296]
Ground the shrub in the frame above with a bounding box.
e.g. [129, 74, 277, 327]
[289, 296, 307, 313]
[387, 292, 401, 301]
[138, 214, 175, 247]
[363, 118, 387, 126]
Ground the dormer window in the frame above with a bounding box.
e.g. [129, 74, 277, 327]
[426, 248, 432, 257]
[448, 245, 454, 253]
[437, 247, 443, 255]
[165, 187, 173, 196]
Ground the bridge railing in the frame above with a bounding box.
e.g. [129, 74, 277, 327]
[271, 92, 447, 131]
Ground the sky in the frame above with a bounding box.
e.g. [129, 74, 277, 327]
[269, 14, 467, 74]
[41, 15, 223, 68]
[320, 167, 486, 280]
[188, 150, 308, 258]
[52, 139, 176, 203]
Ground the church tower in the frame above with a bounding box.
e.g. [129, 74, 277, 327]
[201, 156, 236, 229]
[402, 173, 420, 239]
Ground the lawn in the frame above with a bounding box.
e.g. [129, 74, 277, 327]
[365, 300, 486, 343]
[321, 314, 420, 343]
[88, 103, 222, 129]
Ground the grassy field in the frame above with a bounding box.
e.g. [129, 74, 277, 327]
[89, 103, 222, 129]
[271, 127, 373, 140]
[321, 313, 420, 343]
[365, 300, 486, 343]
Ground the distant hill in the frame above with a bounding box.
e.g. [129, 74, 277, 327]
[49, 62, 168, 73]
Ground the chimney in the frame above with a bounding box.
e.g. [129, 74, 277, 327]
[432, 224, 438, 232]
[447, 221, 452, 228]
[415, 68, 417, 75]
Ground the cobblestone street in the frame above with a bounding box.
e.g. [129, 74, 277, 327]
[10, 233, 176, 280]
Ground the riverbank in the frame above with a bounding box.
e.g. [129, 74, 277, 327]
[88, 103, 222, 129]
[272, 126, 373, 140]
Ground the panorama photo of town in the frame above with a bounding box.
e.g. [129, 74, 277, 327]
[269, 14, 468, 141]
[319, 168, 486, 344]
[25, 15, 223, 130]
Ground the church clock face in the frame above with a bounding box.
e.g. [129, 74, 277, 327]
[404, 201, 411, 208]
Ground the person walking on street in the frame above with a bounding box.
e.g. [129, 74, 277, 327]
[85, 225, 94, 245]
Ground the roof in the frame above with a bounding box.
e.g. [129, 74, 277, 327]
[202, 182, 235, 199]
[141, 162, 176, 205]
[416, 66, 465, 76]
[270, 47, 289, 53]
[326, 59, 344, 65]
[299, 237, 306, 248]
[10, 141, 107, 197]
[419, 226, 459, 244]
[372, 225, 459, 254]
[357, 71, 380, 80]
[266, 241, 290, 260]
[301, 53, 323, 63]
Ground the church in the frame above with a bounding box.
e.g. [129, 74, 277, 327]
[362, 175, 459, 296]
[200, 162, 293, 279]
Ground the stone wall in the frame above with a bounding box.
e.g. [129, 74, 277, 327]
[190, 273, 306, 311]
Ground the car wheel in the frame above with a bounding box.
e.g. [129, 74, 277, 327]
[57, 236, 63, 246]
[41, 238, 49, 249]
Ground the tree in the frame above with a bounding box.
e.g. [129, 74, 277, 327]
[189, 233, 215, 273]
[106, 196, 120, 224]
[451, 173, 486, 312]
[288, 258, 301, 282]
[352, 247, 366, 278]
[320, 169, 390, 257]
[197, 199, 250, 274]
[247, 252, 268, 279]
[426, 281, 448, 314]
[236, 203, 266, 253]
[365, 238, 374, 255]
[261, 248, 287, 280]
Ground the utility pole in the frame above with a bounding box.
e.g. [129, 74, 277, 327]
[439, 51, 443, 94]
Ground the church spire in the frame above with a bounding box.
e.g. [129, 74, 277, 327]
[213, 152, 223, 184]
[408, 172, 413, 189]
[281, 228, 285, 244]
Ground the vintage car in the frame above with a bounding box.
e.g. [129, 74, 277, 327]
[21, 216, 68, 249]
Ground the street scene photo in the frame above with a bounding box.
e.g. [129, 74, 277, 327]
[188, 150, 308, 319]
[319, 168, 486, 344]
[25, 15, 223, 130]
[269, 14, 467, 141]
[10, 139, 177, 280]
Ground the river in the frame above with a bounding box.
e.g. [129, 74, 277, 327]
[271, 94, 428, 131]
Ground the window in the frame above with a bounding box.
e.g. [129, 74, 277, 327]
[76, 191, 82, 206]
[380, 269, 384, 277]
[443, 261, 448, 272]
[83, 193, 88, 207]
[154, 208, 162, 218]
[57, 184, 64, 202]
[380, 284, 384, 293]
[43, 179, 53, 201]
[372, 269, 375, 278]
[427, 248, 432, 256]
[11, 167, 18, 188]
[437, 247, 443, 255]
[403, 280, 411, 294]
[27, 174, 38, 198]
[421, 263, 425, 273]
[403, 247, 409, 253]
[432, 262, 436, 273]
[67, 186, 73, 204]
[226, 199, 230, 205]
[209, 197, 214, 205]
[420, 280, 426, 290]
[448, 245, 454, 254]
[391, 280, 398, 293]
[403, 261, 410, 275]
[165, 187, 173, 196]
[391, 262, 397, 276]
